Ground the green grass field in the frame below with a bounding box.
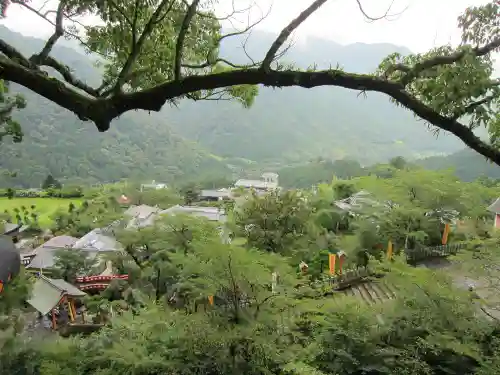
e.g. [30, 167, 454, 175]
[0, 197, 82, 228]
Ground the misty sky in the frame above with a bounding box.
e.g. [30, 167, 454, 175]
[1, 0, 492, 53]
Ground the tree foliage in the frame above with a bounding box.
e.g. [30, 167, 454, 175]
[0, 80, 25, 143]
[2, 169, 500, 374]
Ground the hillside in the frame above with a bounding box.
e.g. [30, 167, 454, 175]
[163, 31, 468, 164]
[0, 27, 475, 187]
[0, 27, 231, 187]
[417, 148, 500, 181]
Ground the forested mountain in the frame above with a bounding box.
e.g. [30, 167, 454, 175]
[0, 27, 231, 187]
[0, 27, 472, 187]
[417, 148, 500, 181]
[164, 31, 468, 164]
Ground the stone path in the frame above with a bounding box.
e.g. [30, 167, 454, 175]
[332, 281, 397, 305]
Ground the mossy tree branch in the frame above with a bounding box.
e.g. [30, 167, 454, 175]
[0, 0, 499, 166]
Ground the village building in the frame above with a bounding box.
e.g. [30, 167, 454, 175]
[26, 275, 87, 330]
[0, 235, 21, 293]
[234, 172, 279, 193]
[199, 188, 232, 202]
[140, 180, 168, 192]
[24, 235, 79, 271]
[72, 228, 123, 253]
[3, 222, 30, 243]
[124, 204, 161, 229]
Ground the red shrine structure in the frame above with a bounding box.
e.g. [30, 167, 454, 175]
[75, 274, 129, 293]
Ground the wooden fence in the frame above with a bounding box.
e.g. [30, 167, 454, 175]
[404, 242, 467, 263]
[314, 241, 472, 304]
[327, 267, 373, 290]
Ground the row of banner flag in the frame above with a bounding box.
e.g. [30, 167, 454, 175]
[206, 223, 452, 304]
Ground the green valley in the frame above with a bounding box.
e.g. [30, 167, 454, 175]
[0, 1, 500, 375]
[0, 26, 475, 188]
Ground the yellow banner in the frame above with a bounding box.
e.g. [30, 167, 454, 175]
[387, 240, 393, 260]
[329, 253, 336, 275]
[442, 223, 450, 245]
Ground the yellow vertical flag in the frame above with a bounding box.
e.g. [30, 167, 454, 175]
[442, 223, 450, 245]
[208, 295, 214, 306]
[387, 240, 393, 260]
[328, 253, 336, 275]
[67, 300, 75, 322]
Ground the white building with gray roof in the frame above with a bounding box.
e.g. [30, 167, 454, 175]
[234, 173, 279, 192]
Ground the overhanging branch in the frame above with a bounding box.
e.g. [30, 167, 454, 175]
[0, 57, 106, 128]
[3, 53, 499, 166]
[2, 0, 500, 169]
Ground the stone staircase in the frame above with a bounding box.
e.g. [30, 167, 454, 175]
[332, 280, 397, 305]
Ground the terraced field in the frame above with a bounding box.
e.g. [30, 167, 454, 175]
[331, 281, 398, 305]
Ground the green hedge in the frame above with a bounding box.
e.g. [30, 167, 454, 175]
[0, 186, 84, 199]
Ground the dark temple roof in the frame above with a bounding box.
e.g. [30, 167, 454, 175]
[0, 235, 20, 283]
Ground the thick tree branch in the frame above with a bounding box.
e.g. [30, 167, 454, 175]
[41, 56, 100, 97]
[2, 0, 500, 171]
[0, 39, 32, 67]
[0, 57, 108, 128]
[4, 51, 500, 168]
[261, 0, 329, 70]
[174, 0, 201, 80]
[0, 35, 98, 97]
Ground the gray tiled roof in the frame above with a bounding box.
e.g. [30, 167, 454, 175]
[160, 205, 226, 222]
[124, 204, 161, 229]
[26, 236, 79, 270]
[334, 191, 380, 212]
[72, 228, 122, 252]
[124, 204, 160, 219]
[39, 235, 78, 248]
[200, 190, 232, 199]
[0, 235, 20, 282]
[26, 248, 62, 269]
[488, 198, 500, 214]
[3, 223, 21, 234]
[27, 276, 86, 315]
[127, 215, 158, 229]
[234, 179, 277, 190]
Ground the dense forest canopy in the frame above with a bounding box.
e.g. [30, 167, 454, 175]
[0, 0, 499, 165]
[1, 169, 500, 374]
